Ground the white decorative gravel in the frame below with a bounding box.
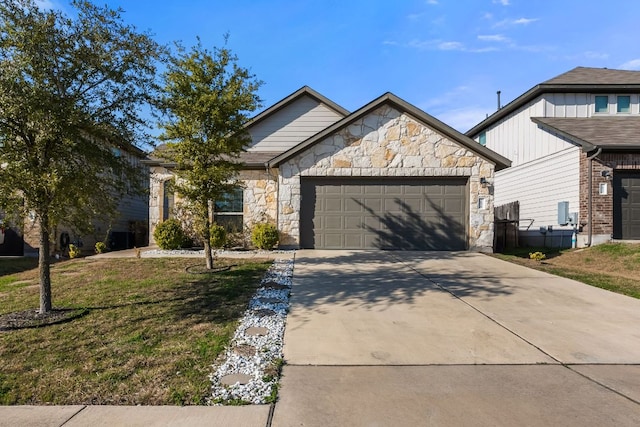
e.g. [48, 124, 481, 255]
[142, 249, 294, 257]
[208, 258, 294, 405]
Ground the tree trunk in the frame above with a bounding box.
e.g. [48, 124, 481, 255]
[39, 216, 53, 314]
[203, 213, 213, 270]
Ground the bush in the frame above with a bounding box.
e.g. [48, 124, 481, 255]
[68, 244, 81, 259]
[209, 223, 227, 249]
[251, 223, 279, 250]
[95, 241, 107, 254]
[529, 251, 546, 262]
[153, 218, 187, 250]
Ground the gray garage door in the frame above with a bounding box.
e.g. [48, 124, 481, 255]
[613, 172, 640, 239]
[300, 177, 468, 250]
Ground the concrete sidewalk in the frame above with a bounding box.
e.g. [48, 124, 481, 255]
[0, 405, 271, 427]
[273, 250, 640, 426]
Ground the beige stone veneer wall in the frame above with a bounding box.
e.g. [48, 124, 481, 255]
[238, 169, 278, 229]
[149, 167, 279, 246]
[276, 106, 496, 251]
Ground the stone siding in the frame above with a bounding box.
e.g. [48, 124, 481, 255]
[148, 165, 175, 246]
[238, 169, 278, 229]
[277, 106, 496, 251]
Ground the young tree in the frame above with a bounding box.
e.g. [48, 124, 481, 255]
[0, 0, 163, 313]
[159, 38, 262, 269]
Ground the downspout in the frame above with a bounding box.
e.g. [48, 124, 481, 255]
[586, 147, 602, 247]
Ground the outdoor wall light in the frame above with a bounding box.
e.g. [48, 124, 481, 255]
[480, 177, 488, 187]
[601, 170, 612, 180]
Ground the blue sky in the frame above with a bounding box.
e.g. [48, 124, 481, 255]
[41, 0, 640, 133]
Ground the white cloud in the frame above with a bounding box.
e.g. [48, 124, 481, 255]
[478, 34, 510, 43]
[513, 17, 538, 25]
[493, 0, 510, 5]
[482, 12, 494, 20]
[620, 59, 640, 70]
[493, 17, 539, 28]
[427, 0, 439, 4]
[438, 41, 464, 51]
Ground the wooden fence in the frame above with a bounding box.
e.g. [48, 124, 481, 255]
[494, 201, 519, 252]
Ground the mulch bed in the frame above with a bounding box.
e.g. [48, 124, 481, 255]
[0, 308, 86, 331]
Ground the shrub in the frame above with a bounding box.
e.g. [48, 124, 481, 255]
[68, 244, 81, 259]
[251, 223, 279, 250]
[95, 241, 107, 254]
[529, 251, 546, 262]
[153, 218, 187, 250]
[209, 223, 227, 249]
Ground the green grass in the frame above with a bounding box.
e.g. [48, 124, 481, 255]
[0, 257, 271, 405]
[494, 243, 640, 299]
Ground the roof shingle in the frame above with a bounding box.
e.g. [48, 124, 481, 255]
[531, 116, 640, 150]
[543, 66, 640, 85]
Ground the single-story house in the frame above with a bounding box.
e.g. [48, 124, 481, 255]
[467, 66, 640, 247]
[147, 87, 510, 252]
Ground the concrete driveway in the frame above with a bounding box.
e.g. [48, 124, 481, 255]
[272, 250, 640, 426]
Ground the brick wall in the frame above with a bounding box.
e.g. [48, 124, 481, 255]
[579, 151, 640, 237]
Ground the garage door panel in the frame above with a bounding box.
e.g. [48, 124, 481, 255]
[402, 198, 423, 213]
[363, 198, 382, 211]
[324, 198, 343, 212]
[344, 234, 364, 248]
[344, 216, 364, 231]
[323, 233, 344, 248]
[324, 216, 343, 230]
[344, 185, 363, 195]
[300, 178, 468, 250]
[344, 198, 363, 213]
[385, 185, 403, 195]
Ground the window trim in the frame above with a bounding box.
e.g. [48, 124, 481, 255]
[616, 95, 631, 114]
[594, 95, 609, 114]
[213, 188, 244, 232]
[478, 132, 487, 146]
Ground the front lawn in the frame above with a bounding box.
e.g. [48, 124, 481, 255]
[493, 243, 640, 299]
[0, 257, 271, 405]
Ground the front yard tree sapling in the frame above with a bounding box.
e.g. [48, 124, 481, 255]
[158, 36, 262, 270]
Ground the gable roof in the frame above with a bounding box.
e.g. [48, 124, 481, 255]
[144, 86, 348, 168]
[467, 66, 640, 137]
[531, 117, 640, 152]
[243, 86, 349, 130]
[268, 92, 511, 171]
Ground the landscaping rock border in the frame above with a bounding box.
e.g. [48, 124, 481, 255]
[208, 258, 294, 405]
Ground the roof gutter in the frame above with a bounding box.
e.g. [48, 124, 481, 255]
[586, 147, 602, 247]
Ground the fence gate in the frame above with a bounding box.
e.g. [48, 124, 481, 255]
[494, 201, 519, 252]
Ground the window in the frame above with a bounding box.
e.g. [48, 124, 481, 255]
[478, 197, 488, 210]
[478, 132, 486, 146]
[617, 95, 631, 113]
[599, 182, 608, 195]
[214, 188, 244, 232]
[594, 95, 609, 113]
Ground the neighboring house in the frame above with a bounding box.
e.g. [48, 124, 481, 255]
[18, 146, 150, 256]
[467, 66, 640, 247]
[148, 86, 510, 252]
